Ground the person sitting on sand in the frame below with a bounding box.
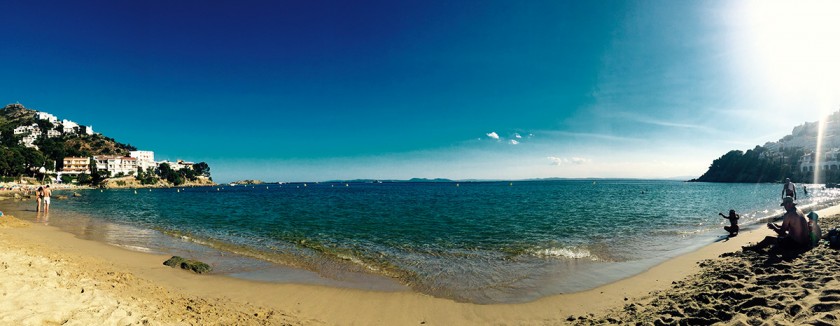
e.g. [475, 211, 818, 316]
[719, 209, 740, 237]
[743, 196, 810, 253]
[808, 211, 821, 247]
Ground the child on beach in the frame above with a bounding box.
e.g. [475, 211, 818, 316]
[719, 209, 740, 237]
[808, 211, 821, 247]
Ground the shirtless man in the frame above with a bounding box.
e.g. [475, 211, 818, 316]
[744, 196, 810, 252]
[782, 178, 797, 200]
[42, 185, 52, 213]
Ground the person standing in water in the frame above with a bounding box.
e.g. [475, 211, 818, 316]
[42, 185, 52, 213]
[782, 178, 797, 200]
[35, 186, 43, 212]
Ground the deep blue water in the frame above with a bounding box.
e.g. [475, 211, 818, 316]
[7, 180, 840, 303]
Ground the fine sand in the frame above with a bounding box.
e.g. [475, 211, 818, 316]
[1, 202, 840, 325]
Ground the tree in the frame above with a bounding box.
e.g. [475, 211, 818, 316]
[77, 173, 91, 185]
[20, 147, 46, 176]
[193, 162, 211, 177]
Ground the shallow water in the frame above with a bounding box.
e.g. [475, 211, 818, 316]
[4, 180, 838, 303]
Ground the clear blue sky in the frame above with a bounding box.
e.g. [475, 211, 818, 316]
[3, 0, 839, 182]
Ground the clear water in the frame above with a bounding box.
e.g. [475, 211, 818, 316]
[6, 180, 839, 303]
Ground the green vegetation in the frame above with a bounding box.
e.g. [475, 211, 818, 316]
[693, 146, 804, 183]
[0, 103, 211, 186]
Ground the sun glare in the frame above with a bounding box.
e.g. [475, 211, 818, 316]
[734, 0, 840, 107]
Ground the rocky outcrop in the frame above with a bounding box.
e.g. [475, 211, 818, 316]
[100, 176, 216, 189]
[231, 179, 264, 185]
[163, 256, 212, 274]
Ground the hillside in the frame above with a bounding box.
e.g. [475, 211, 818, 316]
[694, 110, 840, 183]
[0, 103, 211, 187]
[0, 104, 136, 175]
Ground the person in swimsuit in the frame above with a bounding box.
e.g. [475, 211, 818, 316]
[782, 178, 797, 200]
[35, 186, 43, 212]
[719, 209, 740, 237]
[42, 185, 52, 213]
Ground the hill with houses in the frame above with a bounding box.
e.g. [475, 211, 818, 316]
[0, 103, 212, 187]
[694, 109, 840, 183]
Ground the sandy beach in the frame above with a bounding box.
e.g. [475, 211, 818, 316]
[2, 200, 840, 325]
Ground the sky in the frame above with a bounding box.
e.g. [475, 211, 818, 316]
[3, 0, 840, 182]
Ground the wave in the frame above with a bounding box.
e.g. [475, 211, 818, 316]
[528, 246, 598, 260]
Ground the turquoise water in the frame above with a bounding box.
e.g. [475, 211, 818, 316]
[6, 180, 840, 303]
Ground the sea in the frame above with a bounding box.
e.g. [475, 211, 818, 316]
[4, 180, 840, 304]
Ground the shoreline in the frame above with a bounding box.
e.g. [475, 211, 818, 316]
[4, 201, 838, 324]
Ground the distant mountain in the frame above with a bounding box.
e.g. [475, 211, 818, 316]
[693, 110, 840, 183]
[323, 178, 456, 183]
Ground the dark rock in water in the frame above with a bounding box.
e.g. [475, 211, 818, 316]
[163, 256, 212, 274]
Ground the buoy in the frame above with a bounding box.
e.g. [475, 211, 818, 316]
[177, 189, 180, 193]
[509, 182, 513, 186]
[345, 183, 349, 187]
[217, 188, 220, 191]
[134, 190, 137, 194]
[456, 183, 459, 187]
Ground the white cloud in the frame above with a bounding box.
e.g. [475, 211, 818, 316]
[486, 132, 500, 140]
[509, 139, 519, 145]
[548, 156, 591, 166]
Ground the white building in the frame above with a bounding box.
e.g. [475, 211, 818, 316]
[158, 160, 194, 171]
[60, 157, 92, 176]
[13, 123, 42, 149]
[129, 150, 155, 171]
[13, 123, 40, 135]
[61, 119, 79, 134]
[36, 112, 58, 123]
[94, 155, 138, 177]
[800, 149, 840, 173]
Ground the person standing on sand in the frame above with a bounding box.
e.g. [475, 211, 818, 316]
[782, 178, 797, 200]
[35, 186, 43, 212]
[42, 185, 52, 213]
[743, 196, 810, 252]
